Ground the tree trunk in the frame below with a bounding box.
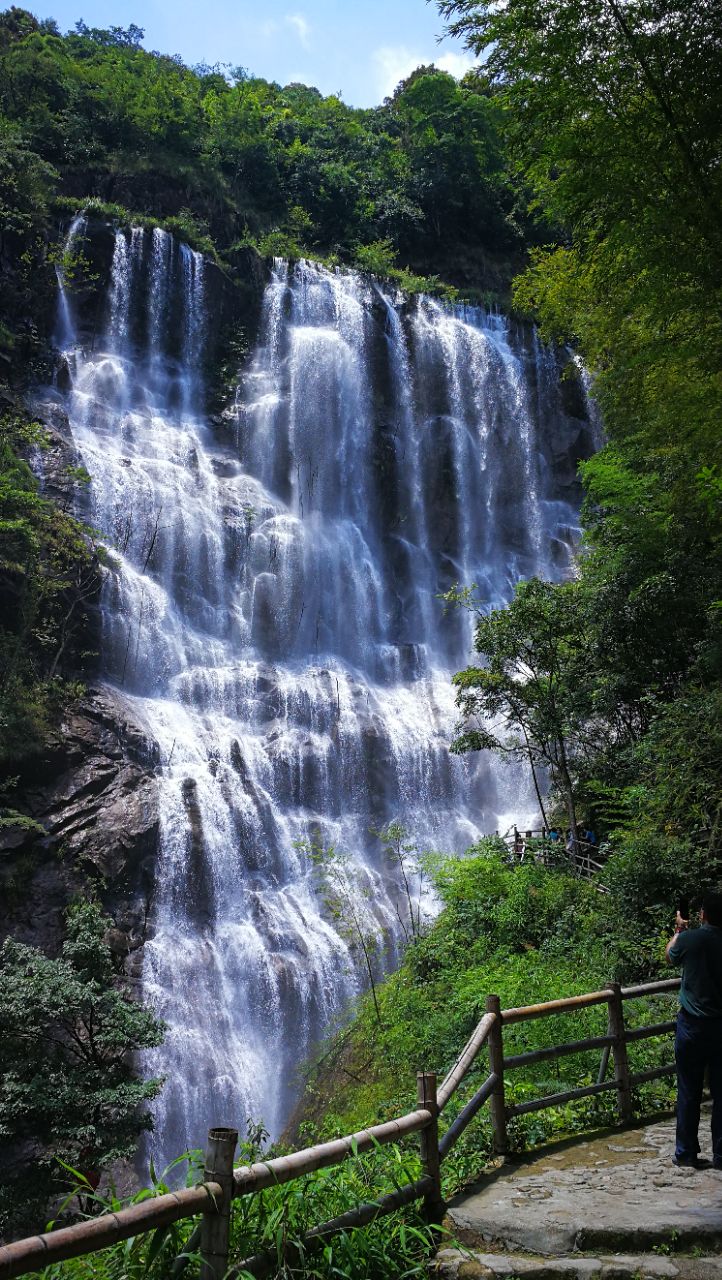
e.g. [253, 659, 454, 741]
[522, 723, 549, 829]
[556, 735, 579, 855]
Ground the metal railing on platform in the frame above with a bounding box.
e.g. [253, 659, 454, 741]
[497, 826, 609, 886]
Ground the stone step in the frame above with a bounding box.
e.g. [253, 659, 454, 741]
[435, 1248, 722, 1280]
[444, 1114, 722, 1258]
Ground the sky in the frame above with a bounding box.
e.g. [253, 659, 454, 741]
[35, 0, 479, 107]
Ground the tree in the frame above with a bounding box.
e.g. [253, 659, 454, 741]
[437, 0, 722, 463]
[0, 15, 525, 291]
[299, 837, 385, 1024]
[0, 901, 164, 1236]
[437, 0, 722, 246]
[378, 67, 517, 276]
[451, 578, 591, 838]
[372, 822, 426, 945]
[439, 0, 722, 869]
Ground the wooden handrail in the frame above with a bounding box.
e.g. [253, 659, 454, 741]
[621, 978, 680, 998]
[507, 1059, 678, 1120]
[502, 978, 680, 1024]
[624, 1019, 676, 1043]
[630, 1063, 676, 1085]
[0, 975, 682, 1280]
[437, 1011, 496, 1110]
[231, 1107, 433, 1196]
[507, 1077, 619, 1117]
[438, 1073, 498, 1158]
[504, 1032, 614, 1069]
[502, 988, 612, 1022]
[0, 1183, 223, 1279]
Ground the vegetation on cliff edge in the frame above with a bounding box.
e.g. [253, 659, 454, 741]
[0, 3, 540, 370]
[0, 408, 99, 771]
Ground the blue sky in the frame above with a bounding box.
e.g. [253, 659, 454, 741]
[35, 0, 479, 107]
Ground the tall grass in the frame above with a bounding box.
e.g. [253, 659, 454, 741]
[38, 1131, 451, 1280]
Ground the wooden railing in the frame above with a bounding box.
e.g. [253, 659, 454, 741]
[0, 977, 680, 1280]
[499, 826, 609, 885]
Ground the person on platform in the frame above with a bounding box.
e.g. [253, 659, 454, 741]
[666, 892, 722, 1168]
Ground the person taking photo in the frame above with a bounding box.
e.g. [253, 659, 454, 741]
[666, 891, 722, 1169]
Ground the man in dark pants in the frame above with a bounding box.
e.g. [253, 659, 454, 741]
[666, 891, 722, 1168]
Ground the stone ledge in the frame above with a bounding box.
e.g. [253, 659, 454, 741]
[445, 1113, 722, 1259]
[435, 1249, 722, 1280]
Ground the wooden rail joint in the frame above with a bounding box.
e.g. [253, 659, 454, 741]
[486, 995, 508, 1155]
[607, 983, 634, 1124]
[201, 1127, 238, 1280]
[417, 1072, 444, 1223]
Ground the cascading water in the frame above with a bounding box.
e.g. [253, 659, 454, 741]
[54, 214, 86, 349]
[53, 234, 589, 1163]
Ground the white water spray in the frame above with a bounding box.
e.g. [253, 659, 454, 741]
[53, 238, 588, 1161]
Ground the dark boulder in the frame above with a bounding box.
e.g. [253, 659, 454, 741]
[1, 686, 160, 952]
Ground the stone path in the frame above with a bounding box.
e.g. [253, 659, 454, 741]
[436, 1111, 722, 1280]
[435, 1249, 722, 1280]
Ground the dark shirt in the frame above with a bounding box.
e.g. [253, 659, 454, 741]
[668, 924, 722, 1019]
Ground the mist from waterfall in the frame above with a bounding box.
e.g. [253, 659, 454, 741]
[53, 232, 586, 1163]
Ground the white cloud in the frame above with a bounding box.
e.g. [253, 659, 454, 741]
[373, 45, 425, 100]
[436, 50, 478, 79]
[372, 43, 478, 101]
[285, 13, 311, 50]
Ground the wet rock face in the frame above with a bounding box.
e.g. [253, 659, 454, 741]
[28, 401, 84, 498]
[1, 225, 266, 958]
[63, 216, 267, 396]
[32, 688, 160, 880]
[0, 687, 160, 952]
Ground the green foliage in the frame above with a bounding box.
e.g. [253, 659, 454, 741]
[451, 578, 590, 830]
[0, 409, 99, 765]
[439, 0, 722, 275]
[36, 1132, 442, 1280]
[353, 238, 398, 278]
[297, 842, 679, 1203]
[0, 9, 528, 310]
[0, 901, 164, 1238]
[351, 239, 459, 299]
[0, 117, 58, 364]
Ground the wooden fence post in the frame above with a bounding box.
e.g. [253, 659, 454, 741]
[486, 995, 508, 1155]
[607, 983, 633, 1123]
[200, 1127, 238, 1280]
[417, 1072, 444, 1223]
[597, 1001, 613, 1086]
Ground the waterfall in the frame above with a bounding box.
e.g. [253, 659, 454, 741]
[54, 214, 86, 349]
[53, 236, 587, 1162]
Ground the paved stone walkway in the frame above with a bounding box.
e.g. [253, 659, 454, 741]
[436, 1111, 722, 1280]
[435, 1249, 722, 1280]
